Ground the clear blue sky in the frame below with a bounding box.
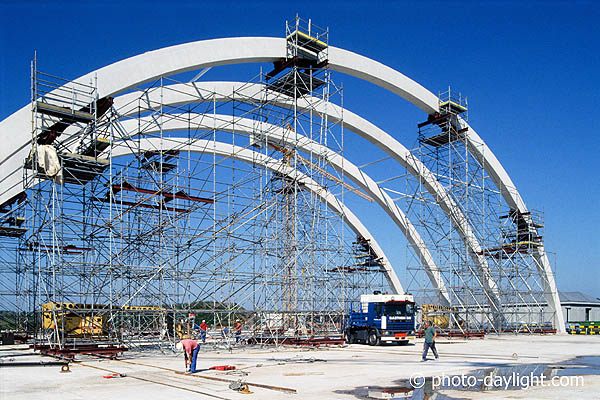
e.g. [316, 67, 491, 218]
[1, 0, 598, 295]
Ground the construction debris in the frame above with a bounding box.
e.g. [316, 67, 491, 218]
[228, 380, 253, 394]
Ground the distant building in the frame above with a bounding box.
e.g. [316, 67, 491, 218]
[414, 291, 600, 330]
[560, 291, 600, 322]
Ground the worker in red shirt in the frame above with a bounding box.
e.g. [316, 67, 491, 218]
[176, 339, 200, 373]
[234, 320, 242, 344]
[199, 320, 208, 343]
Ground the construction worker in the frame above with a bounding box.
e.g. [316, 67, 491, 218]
[176, 338, 200, 373]
[235, 319, 242, 344]
[199, 319, 208, 343]
[421, 321, 439, 362]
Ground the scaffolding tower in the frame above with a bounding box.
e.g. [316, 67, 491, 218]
[403, 88, 556, 333]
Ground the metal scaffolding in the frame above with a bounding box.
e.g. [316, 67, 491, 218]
[0, 16, 393, 349]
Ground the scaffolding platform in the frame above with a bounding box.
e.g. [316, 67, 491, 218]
[25, 152, 109, 185]
[80, 137, 110, 157]
[418, 88, 469, 146]
[477, 240, 544, 259]
[439, 100, 467, 114]
[0, 216, 25, 227]
[286, 29, 327, 53]
[267, 69, 326, 97]
[286, 29, 327, 61]
[98, 196, 189, 213]
[140, 150, 180, 172]
[0, 192, 27, 214]
[61, 153, 109, 185]
[420, 128, 468, 147]
[110, 181, 213, 204]
[266, 56, 328, 80]
[36, 101, 93, 124]
[501, 209, 544, 229]
[36, 98, 112, 147]
[0, 195, 27, 237]
[355, 260, 384, 269]
[326, 266, 378, 273]
[418, 108, 469, 147]
[0, 225, 27, 237]
[26, 242, 92, 255]
[163, 190, 214, 204]
[142, 149, 180, 160]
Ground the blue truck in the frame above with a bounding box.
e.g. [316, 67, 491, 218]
[344, 293, 416, 345]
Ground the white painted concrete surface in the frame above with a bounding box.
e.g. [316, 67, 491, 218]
[2, 335, 598, 399]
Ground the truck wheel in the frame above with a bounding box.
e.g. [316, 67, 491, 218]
[368, 331, 380, 346]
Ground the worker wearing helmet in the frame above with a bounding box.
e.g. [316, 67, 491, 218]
[199, 320, 208, 343]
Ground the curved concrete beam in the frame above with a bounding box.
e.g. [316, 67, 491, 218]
[108, 137, 403, 294]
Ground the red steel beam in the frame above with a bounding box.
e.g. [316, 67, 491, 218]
[163, 190, 213, 204]
[113, 182, 213, 204]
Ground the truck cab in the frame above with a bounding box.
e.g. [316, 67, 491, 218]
[345, 293, 416, 345]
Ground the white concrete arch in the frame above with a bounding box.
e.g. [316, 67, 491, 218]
[108, 137, 404, 294]
[0, 36, 561, 330]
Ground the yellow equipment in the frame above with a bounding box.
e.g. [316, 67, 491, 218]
[421, 304, 457, 329]
[42, 302, 167, 337]
[42, 302, 107, 337]
[176, 316, 196, 339]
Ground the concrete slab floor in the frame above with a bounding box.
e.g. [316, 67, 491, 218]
[1, 335, 599, 399]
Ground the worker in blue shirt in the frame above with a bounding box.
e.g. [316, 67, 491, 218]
[421, 320, 439, 361]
